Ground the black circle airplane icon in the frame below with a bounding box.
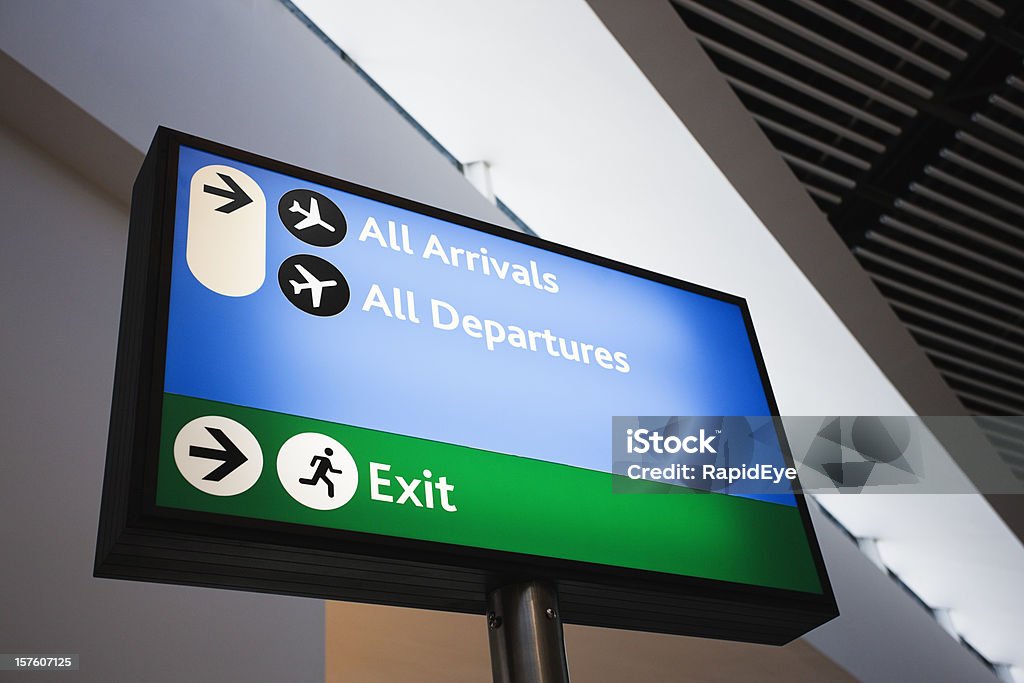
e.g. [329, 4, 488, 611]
[279, 189, 347, 247]
[278, 254, 350, 316]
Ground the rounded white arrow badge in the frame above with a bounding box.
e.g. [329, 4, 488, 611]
[174, 416, 263, 496]
[186, 164, 266, 297]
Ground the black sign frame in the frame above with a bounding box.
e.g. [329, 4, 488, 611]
[95, 127, 838, 644]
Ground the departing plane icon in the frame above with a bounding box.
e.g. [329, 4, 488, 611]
[289, 263, 337, 309]
[289, 197, 336, 232]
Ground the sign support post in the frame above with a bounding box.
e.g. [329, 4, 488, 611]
[486, 581, 570, 683]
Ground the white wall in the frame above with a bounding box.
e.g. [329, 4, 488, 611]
[0, 122, 325, 682]
[0, 1, 515, 681]
[0, 0, 508, 226]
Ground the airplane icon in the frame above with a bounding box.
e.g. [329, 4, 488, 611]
[289, 263, 337, 309]
[289, 196, 336, 232]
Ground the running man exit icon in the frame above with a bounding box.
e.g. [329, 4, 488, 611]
[277, 433, 358, 510]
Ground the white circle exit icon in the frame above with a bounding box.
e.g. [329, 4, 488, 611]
[277, 433, 358, 510]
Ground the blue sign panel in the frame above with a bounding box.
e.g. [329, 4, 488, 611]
[167, 145, 793, 503]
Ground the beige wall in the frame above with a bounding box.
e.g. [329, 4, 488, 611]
[326, 602, 856, 682]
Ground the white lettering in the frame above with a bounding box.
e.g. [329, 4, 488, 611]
[370, 462, 393, 502]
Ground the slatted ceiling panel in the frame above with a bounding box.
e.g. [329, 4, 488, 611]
[895, 82, 1024, 382]
[673, 0, 1024, 482]
[865, 67, 1024, 454]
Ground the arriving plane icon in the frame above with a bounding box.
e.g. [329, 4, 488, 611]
[289, 263, 337, 309]
[289, 197, 336, 232]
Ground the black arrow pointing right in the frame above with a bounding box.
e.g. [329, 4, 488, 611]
[189, 427, 248, 481]
[203, 172, 253, 214]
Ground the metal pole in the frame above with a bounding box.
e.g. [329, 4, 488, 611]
[486, 580, 570, 683]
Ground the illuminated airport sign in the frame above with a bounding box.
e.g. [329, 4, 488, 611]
[96, 128, 837, 644]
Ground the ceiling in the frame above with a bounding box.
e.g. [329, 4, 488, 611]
[291, 0, 1023, 675]
[672, 0, 1024, 484]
